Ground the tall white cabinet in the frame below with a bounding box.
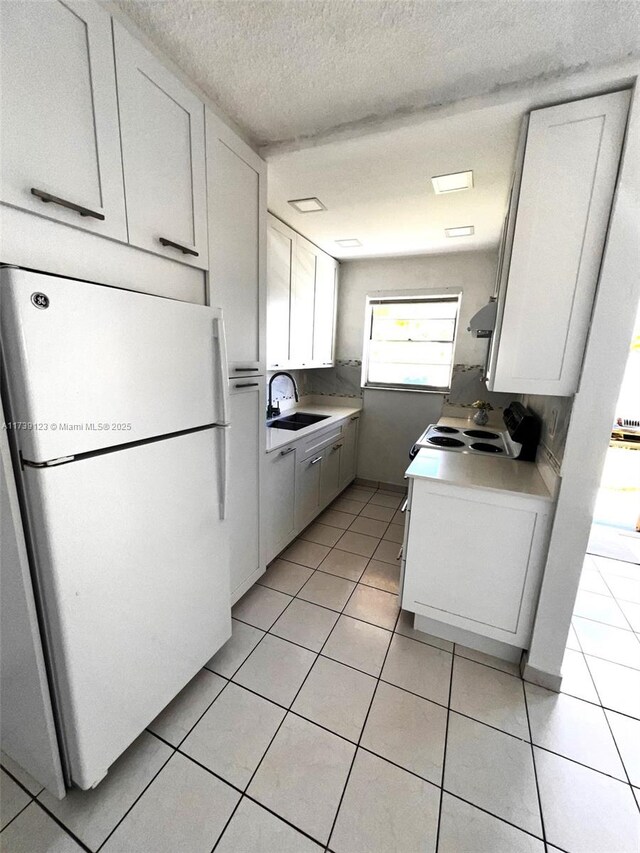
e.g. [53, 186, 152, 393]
[0, 0, 127, 241]
[487, 91, 630, 396]
[266, 214, 338, 369]
[206, 109, 267, 603]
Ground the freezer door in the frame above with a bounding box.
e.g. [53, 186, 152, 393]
[21, 428, 230, 789]
[0, 268, 229, 463]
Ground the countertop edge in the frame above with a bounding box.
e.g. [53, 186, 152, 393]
[265, 401, 363, 454]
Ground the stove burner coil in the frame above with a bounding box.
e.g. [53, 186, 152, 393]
[434, 426, 460, 434]
[428, 436, 465, 448]
[463, 430, 500, 440]
[470, 442, 504, 453]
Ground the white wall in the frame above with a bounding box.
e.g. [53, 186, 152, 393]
[337, 251, 498, 362]
[336, 251, 498, 484]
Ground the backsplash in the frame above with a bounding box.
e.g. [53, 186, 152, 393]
[445, 365, 516, 410]
[266, 370, 308, 406]
[523, 393, 573, 468]
[278, 362, 517, 408]
[304, 360, 363, 398]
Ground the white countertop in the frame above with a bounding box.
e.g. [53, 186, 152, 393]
[266, 400, 362, 453]
[406, 447, 553, 501]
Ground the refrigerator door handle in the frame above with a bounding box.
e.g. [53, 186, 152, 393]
[217, 425, 230, 520]
[213, 316, 231, 426]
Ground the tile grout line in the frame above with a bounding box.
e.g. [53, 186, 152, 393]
[227, 615, 639, 786]
[433, 642, 454, 853]
[522, 678, 549, 852]
[0, 798, 33, 837]
[209, 494, 403, 853]
[148, 719, 550, 851]
[324, 607, 402, 850]
[211, 561, 357, 853]
[100, 585, 310, 853]
[25, 799, 93, 853]
[94, 745, 175, 852]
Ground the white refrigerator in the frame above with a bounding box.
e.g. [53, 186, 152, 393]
[0, 267, 231, 790]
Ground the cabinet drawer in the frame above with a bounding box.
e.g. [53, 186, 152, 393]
[300, 426, 342, 460]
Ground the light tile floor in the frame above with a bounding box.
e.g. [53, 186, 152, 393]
[1, 485, 639, 852]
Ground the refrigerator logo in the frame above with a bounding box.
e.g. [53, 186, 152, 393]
[31, 292, 50, 309]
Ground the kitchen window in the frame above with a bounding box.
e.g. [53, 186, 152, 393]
[362, 293, 461, 391]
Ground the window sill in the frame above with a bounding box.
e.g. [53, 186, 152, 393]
[363, 384, 450, 395]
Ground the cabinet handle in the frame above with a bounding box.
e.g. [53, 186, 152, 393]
[31, 187, 105, 220]
[400, 498, 408, 513]
[310, 456, 322, 465]
[332, 443, 343, 451]
[280, 448, 294, 456]
[235, 382, 259, 388]
[350, 416, 359, 421]
[234, 367, 259, 372]
[397, 546, 403, 561]
[158, 237, 199, 257]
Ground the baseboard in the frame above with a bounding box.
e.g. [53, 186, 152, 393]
[413, 614, 523, 663]
[521, 656, 563, 692]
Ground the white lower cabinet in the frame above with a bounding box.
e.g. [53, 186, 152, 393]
[264, 446, 297, 564]
[402, 478, 551, 648]
[320, 441, 342, 507]
[339, 415, 360, 489]
[263, 413, 360, 563]
[228, 382, 264, 603]
[295, 452, 323, 531]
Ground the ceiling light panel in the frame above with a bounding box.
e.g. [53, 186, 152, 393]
[432, 170, 474, 194]
[288, 197, 326, 213]
[445, 225, 475, 238]
[335, 238, 362, 247]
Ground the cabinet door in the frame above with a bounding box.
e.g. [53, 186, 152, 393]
[290, 235, 317, 366]
[113, 21, 208, 268]
[267, 215, 294, 369]
[313, 252, 338, 366]
[207, 113, 264, 373]
[491, 91, 630, 395]
[228, 382, 263, 601]
[0, 0, 126, 241]
[339, 416, 360, 489]
[264, 447, 296, 563]
[402, 482, 543, 642]
[295, 452, 322, 531]
[320, 441, 342, 508]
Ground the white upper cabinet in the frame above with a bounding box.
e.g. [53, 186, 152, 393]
[0, 0, 127, 241]
[489, 91, 630, 396]
[267, 215, 295, 368]
[113, 21, 208, 269]
[207, 111, 265, 373]
[313, 253, 338, 366]
[290, 236, 318, 366]
[266, 214, 338, 369]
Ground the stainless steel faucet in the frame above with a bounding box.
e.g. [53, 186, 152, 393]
[267, 371, 299, 419]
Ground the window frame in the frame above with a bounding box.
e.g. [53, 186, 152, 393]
[360, 288, 462, 393]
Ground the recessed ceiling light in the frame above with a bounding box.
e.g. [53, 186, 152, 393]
[445, 225, 475, 238]
[288, 197, 326, 213]
[432, 171, 474, 194]
[335, 238, 362, 248]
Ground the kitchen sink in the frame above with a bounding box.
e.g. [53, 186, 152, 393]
[267, 412, 330, 431]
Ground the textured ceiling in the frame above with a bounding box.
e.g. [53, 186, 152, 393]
[114, 0, 640, 148]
